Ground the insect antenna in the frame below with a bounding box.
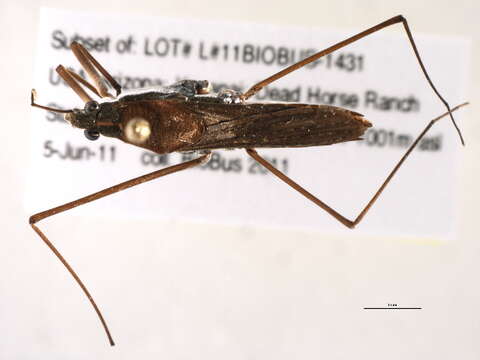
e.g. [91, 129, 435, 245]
[70, 41, 122, 97]
[30, 89, 73, 114]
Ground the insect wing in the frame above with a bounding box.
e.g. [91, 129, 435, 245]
[179, 100, 372, 151]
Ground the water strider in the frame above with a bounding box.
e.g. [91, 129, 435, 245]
[30, 15, 467, 345]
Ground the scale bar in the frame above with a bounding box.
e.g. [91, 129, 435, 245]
[363, 307, 422, 310]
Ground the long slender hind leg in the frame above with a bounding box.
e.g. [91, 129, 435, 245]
[242, 15, 464, 145]
[30, 152, 211, 346]
[246, 103, 467, 228]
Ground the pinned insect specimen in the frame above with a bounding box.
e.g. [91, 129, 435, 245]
[30, 15, 467, 345]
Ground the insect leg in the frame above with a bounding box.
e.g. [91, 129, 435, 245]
[29, 152, 211, 346]
[242, 15, 464, 145]
[56, 65, 95, 103]
[64, 67, 102, 98]
[246, 103, 467, 228]
[70, 41, 122, 97]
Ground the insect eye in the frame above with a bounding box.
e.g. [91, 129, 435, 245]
[84, 129, 100, 141]
[84, 101, 99, 113]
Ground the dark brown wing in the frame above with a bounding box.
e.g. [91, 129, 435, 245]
[178, 99, 372, 151]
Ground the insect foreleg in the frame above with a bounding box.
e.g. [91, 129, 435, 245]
[63, 67, 102, 98]
[242, 15, 464, 145]
[56, 65, 95, 103]
[246, 103, 467, 228]
[29, 152, 211, 346]
[70, 42, 122, 97]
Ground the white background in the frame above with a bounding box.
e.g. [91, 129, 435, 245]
[1, 0, 479, 359]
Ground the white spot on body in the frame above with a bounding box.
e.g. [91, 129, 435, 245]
[125, 117, 151, 144]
